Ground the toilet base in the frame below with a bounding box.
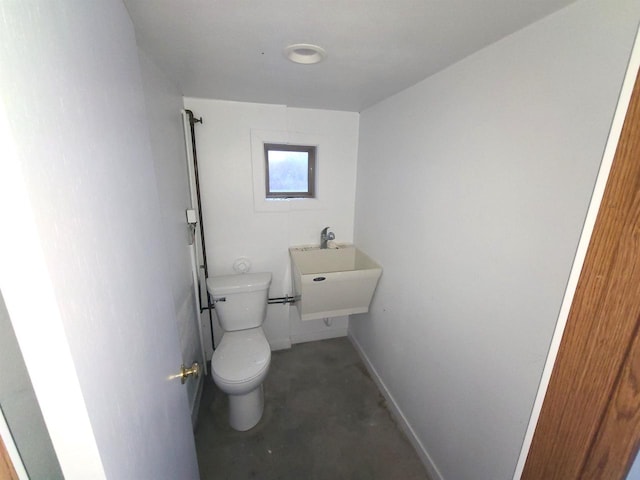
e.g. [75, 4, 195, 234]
[228, 384, 264, 431]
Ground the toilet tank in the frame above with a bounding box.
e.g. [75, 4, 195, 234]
[206, 273, 272, 331]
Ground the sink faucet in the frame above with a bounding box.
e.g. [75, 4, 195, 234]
[320, 227, 335, 249]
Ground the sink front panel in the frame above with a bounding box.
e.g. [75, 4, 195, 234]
[289, 245, 382, 321]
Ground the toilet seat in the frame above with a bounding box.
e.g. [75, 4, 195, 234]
[211, 328, 270, 384]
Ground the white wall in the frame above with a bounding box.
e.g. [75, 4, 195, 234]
[182, 98, 359, 349]
[351, 0, 640, 479]
[138, 49, 204, 419]
[0, 2, 198, 479]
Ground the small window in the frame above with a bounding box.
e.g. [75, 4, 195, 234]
[264, 143, 316, 199]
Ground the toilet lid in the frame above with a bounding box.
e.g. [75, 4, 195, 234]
[211, 329, 271, 384]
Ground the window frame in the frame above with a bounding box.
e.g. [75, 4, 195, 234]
[263, 143, 316, 199]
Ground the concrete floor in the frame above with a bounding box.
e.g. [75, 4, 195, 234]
[195, 336, 430, 480]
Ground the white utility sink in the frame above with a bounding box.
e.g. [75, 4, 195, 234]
[289, 245, 382, 321]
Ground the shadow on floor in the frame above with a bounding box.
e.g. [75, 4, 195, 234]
[195, 337, 430, 480]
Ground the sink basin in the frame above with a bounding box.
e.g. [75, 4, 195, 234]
[289, 245, 382, 321]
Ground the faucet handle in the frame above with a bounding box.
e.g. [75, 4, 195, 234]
[320, 226, 334, 248]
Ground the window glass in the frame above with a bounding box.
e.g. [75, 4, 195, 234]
[267, 150, 309, 193]
[264, 144, 315, 198]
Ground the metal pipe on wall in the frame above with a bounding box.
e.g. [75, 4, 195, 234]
[184, 109, 215, 352]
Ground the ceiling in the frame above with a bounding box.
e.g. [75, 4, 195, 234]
[124, 0, 578, 112]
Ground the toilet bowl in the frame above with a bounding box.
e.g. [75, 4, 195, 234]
[207, 272, 272, 431]
[211, 328, 271, 431]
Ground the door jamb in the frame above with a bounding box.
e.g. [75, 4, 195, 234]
[0, 408, 27, 480]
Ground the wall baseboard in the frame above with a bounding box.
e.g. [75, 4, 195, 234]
[348, 332, 444, 480]
[291, 327, 348, 345]
[269, 338, 292, 351]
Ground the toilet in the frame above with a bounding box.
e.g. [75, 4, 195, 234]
[206, 272, 272, 431]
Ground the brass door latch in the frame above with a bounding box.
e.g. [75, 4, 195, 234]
[179, 362, 200, 384]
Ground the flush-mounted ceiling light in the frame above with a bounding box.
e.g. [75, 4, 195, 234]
[284, 44, 326, 65]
